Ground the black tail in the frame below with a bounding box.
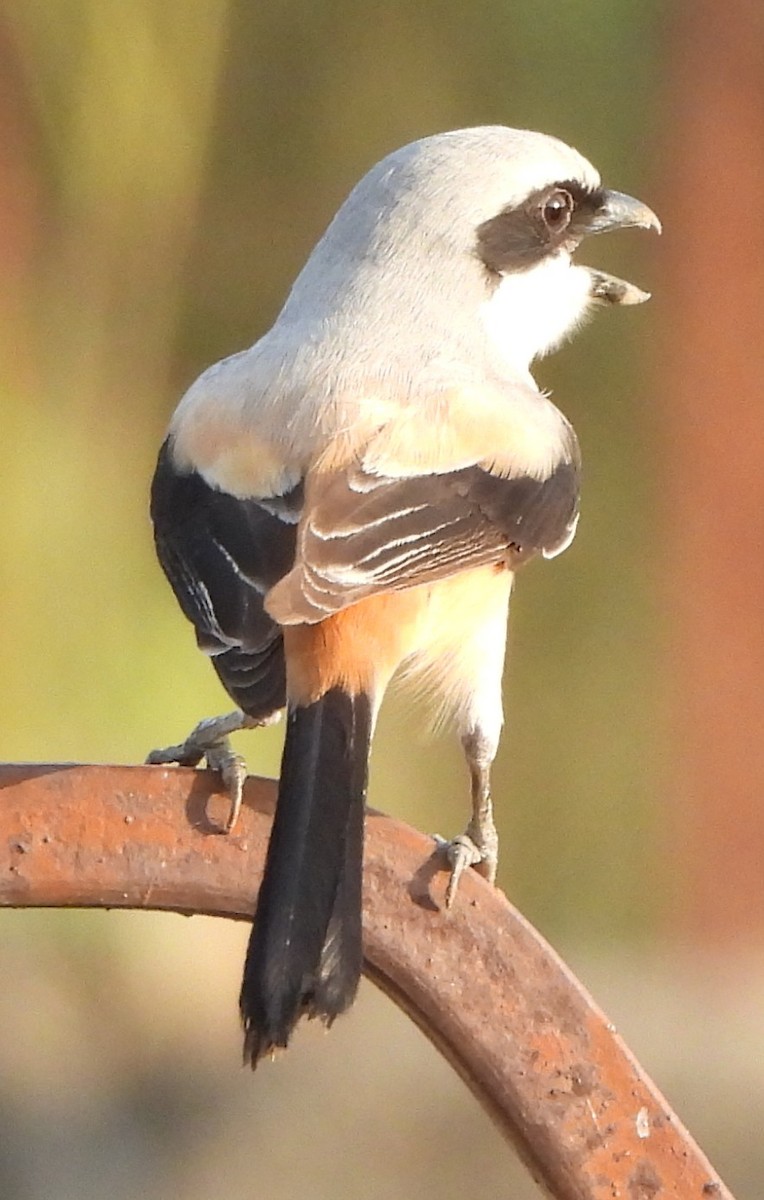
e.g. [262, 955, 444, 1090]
[240, 687, 371, 1066]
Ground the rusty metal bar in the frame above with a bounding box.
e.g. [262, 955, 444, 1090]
[0, 762, 732, 1199]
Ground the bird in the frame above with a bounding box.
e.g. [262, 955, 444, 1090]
[147, 126, 660, 1066]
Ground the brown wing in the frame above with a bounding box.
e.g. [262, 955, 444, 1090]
[266, 455, 579, 625]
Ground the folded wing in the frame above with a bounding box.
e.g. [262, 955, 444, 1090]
[150, 439, 300, 717]
[267, 451, 580, 625]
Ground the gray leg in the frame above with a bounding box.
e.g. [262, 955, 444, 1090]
[435, 582, 508, 906]
[443, 727, 500, 907]
[146, 709, 282, 832]
[415, 566, 512, 905]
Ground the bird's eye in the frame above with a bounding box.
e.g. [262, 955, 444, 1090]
[542, 189, 573, 231]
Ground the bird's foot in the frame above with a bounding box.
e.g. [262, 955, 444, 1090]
[435, 819, 498, 909]
[146, 709, 281, 832]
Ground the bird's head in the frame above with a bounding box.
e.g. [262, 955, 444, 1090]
[280, 126, 661, 379]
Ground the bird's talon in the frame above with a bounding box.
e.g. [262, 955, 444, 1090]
[434, 833, 485, 908]
[214, 749, 248, 833]
[146, 711, 263, 833]
[145, 742, 204, 768]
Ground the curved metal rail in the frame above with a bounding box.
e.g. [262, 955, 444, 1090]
[0, 762, 732, 1199]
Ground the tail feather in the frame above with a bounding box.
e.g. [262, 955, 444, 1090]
[313, 780, 364, 1018]
[240, 687, 371, 1065]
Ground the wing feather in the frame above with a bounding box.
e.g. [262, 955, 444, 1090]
[266, 452, 580, 625]
[151, 439, 299, 717]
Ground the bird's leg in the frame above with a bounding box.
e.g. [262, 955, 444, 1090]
[432, 576, 509, 906]
[146, 709, 282, 832]
[439, 727, 500, 908]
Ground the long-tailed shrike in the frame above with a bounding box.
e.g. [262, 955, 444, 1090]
[147, 126, 660, 1065]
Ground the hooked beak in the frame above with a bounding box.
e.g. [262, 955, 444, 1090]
[585, 190, 662, 237]
[580, 189, 661, 306]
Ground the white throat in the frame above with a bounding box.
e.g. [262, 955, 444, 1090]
[480, 254, 593, 379]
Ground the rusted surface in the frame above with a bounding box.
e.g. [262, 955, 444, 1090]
[0, 762, 733, 1199]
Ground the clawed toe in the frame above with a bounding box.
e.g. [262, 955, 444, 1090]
[206, 741, 248, 832]
[435, 822, 499, 908]
[146, 709, 280, 833]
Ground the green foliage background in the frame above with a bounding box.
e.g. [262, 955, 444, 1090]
[2, 0, 665, 934]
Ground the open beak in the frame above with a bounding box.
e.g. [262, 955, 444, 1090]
[581, 189, 661, 306]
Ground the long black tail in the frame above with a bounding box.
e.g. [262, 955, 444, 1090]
[240, 686, 371, 1066]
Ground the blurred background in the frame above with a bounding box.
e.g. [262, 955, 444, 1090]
[1, 1, 763, 1196]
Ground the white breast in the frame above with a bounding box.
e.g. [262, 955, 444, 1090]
[481, 253, 593, 377]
